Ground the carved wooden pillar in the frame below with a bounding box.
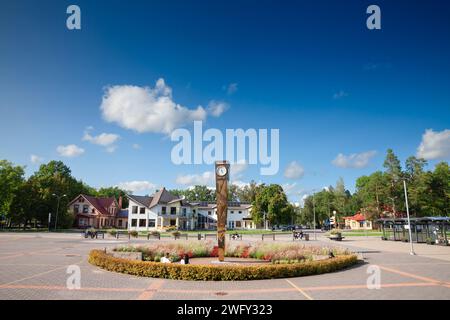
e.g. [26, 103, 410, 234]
[215, 160, 230, 262]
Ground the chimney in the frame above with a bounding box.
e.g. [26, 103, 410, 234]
[118, 196, 123, 209]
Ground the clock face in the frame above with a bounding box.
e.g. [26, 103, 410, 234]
[216, 166, 228, 177]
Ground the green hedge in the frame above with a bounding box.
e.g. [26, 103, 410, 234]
[88, 250, 358, 281]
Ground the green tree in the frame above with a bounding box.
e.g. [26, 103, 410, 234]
[96, 186, 129, 208]
[28, 161, 88, 228]
[0, 160, 25, 227]
[383, 149, 403, 214]
[252, 184, 291, 225]
[169, 185, 215, 202]
[237, 180, 263, 203]
[228, 184, 240, 202]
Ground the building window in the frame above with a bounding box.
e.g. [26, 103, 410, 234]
[139, 219, 146, 227]
[74, 204, 79, 213]
[162, 206, 167, 214]
[360, 221, 365, 228]
[83, 205, 89, 213]
[170, 207, 176, 215]
[230, 211, 234, 214]
[140, 207, 145, 214]
[118, 220, 122, 227]
[132, 206, 138, 214]
[236, 221, 241, 228]
[131, 219, 137, 227]
[91, 208, 95, 213]
[182, 208, 187, 215]
[208, 211, 212, 215]
[148, 219, 156, 228]
[239, 211, 242, 214]
[170, 219, 176, 226]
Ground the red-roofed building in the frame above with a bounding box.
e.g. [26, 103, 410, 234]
[68, 194, 127, 229]
[343, 213, 373, 230]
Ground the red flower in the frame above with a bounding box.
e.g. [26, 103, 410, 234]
[241, 247, 250, 258]
[211, 246, 219, 257]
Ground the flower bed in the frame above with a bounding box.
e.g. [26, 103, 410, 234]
[88, 242, 358, 280]
[112, 241, 349, 263]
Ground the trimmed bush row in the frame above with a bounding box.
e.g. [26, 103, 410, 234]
[88, 250, 358, 281]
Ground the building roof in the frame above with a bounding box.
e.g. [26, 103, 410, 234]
[127, 194, 154, 207]
[127, 188, 252, 210]
[69, 194, 117, 216]
[377, 217, 450, 224]
[149, 187, 180, 208]
[344, 213, 366, 222]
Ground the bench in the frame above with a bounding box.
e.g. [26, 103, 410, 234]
[202, 233, 217, 240]
[173, 233, 188, 240]
[116, 231, 130, 239]
[261, 233, 276, 241]
[147, 233, 161, 240]
[229, 233, 242, 240]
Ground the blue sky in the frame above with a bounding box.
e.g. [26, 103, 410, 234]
[1, 0, 449, 202]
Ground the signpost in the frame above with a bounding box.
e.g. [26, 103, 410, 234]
[215, 160, 230, 262]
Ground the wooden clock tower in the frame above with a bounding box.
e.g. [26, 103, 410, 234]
[215, 160, 230, 262]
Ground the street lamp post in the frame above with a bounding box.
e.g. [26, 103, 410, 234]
[333, 210, 337, 229]
[52, 194, 67, 231]
[312, 192, 317, 240]
[403, 180, 415, 255]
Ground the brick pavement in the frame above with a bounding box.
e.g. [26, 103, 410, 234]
[0, 232, 449, 300]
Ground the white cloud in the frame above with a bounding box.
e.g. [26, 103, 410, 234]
[83, 130, 120, 147]
[230, 160, 248, 179]
[116, 180, 156, 193]
[231, 180, 250, 188]
[175, 171, 215, 186]
[30, 154, 44, 164]
[223, 83, 238, 95]
[333, 90, 348, 99]
[105, 145, 117, 153]
[282, 182, 299, 195]
[332, 150, 377, 168]
[56, 144, 85, 158]
[416, 129, 450, 160]
[83, 128, 120, 153]
[132, 143, 141, 150]
[100, 78, 207, 134]
[207, 100, 229, 117]
[284, 161, 305, 179]
[176, 161, 247, 187]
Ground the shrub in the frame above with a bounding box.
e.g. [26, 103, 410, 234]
[108, 229, 117, 237]
[88, 250, 358, 281]
[172, 231, 181, 237]
[151, 231, 160, 236]
[128, 230, 138, 238]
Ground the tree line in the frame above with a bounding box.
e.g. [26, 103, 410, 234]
[0, 160, 129, 229]
[299, 149, 449, 228]
[1, 148, 448, 229]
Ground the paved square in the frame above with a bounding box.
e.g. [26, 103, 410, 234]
[0, 233, 449, 300]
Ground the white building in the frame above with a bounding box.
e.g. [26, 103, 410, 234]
[195, 202, 255, 230]
[127, 188, 255, 232]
